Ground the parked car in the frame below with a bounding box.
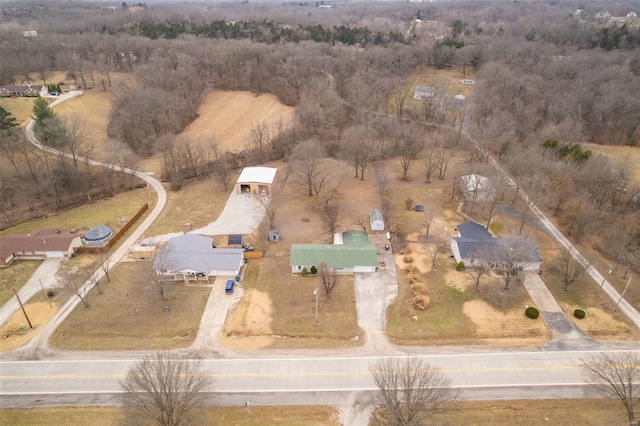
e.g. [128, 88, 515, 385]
[225, 279, 235, 294]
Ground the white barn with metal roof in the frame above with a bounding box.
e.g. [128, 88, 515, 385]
[236, 166, 277, 196]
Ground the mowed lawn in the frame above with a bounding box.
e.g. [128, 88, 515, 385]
[0, 261, 42, 306]
[49, 261, 210, 350]
[0, 399, 620, 425]
[0, 188, 150, 236]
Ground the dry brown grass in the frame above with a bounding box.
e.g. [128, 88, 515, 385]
[49, 261, 210, 350]
[0, 405, 340, 426]
[0, 290, 65, 352]
[0, 188, 150, 237]
[230, 256, 362, 349]
[54, 86, 116, 163]
[145, 175, 237, 237]
[183, 91, 295, 152]
[441, 399, 620, 425]
[0, 260, 42, 306]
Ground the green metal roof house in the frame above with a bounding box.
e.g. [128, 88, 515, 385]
[290, 231, 379, 273]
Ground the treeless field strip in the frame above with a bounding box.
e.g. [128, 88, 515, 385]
[182, 91, 295, 152]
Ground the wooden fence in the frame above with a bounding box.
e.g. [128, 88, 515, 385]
[76, 203, 149, 254]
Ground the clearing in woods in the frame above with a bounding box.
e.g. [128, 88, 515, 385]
[181, 90, 295, 151]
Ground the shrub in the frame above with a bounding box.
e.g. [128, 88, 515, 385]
[411, 281, 427, 295]
[574, 309, 586, 319]
[407, 273, 419, 284]
[413, 294, 430, 310]
[525, 306, 539, 319]
[310, 265, 317, 275]
[405, 264, 418, 274]
[301, 267, 308, 276]
[403, 255, 414, 263]
[455, 261, 465, 271]
[46, 290, 55, 298]
[405, 197, 414, 211]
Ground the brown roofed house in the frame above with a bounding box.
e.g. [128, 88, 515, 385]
[0, 228, 85, 267]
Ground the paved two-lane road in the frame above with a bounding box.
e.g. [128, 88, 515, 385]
[3, 350, 636, 406]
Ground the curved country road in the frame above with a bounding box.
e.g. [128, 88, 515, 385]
[19, 92, 168, 351]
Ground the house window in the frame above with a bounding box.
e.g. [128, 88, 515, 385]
[298, 265, 301, 270]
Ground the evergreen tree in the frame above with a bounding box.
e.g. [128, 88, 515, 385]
[0, 106, 18, 132]
[32, 96, 54, 128]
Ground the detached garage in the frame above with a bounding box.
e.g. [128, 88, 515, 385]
[236, 167, 277, 196]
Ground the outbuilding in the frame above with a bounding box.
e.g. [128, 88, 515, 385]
[236, 166, 277, 196]
[370, 209, 384, 231]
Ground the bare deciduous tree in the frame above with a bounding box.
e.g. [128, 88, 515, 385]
[422, 201, 440, 238]
[321, 202, 340, 240]
[556, 250, 589, 291]
[349, 208, 369, 233]
[120, 351, 213, 426]
[581, 352, 640, 426]
[370, 357, 460, 426]
[466, 246, 492, 290]
[152, 247, 178, 300]
[494, 238, 540, 289]
[375, 163, 390, 197]
[91, 250, 114, 283]
[59, 271, 89, 308]
[290, 140, 327, 197]
[319, 262, 339, 298]
[256, 183, 283, 233]
[425, 232, 447, 269]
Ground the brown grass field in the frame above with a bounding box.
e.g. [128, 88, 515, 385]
[0, 187, 151, 237]
[0, 399, 621, 425]
[0, 260, 42, 307]
[182, 90, 295, 152]
[0, 290, 65, 352]
[49, 261, 210, 350]
[144, 173, 239, 237]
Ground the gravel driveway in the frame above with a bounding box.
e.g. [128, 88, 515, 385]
[190, 191, 265, 236]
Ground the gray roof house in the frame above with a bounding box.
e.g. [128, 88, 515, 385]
[450, 221, 542, 271]
[154, 234, 244, 280]
[290, 230, 378, 274]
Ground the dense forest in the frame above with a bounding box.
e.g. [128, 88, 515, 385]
[0, 0, 638, 270]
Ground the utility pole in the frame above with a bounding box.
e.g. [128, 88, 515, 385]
[40, 279, 52, 308]
[13, 288, 33, 329]
[313, 288, 318, 323]
[614, 277, 632, 313]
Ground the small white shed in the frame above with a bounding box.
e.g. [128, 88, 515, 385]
[370, 209, 384, 231]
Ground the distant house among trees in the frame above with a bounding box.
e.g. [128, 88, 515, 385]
[290, 230, 378, 273]
[22, 30, 37, 37]
[236, 166, 277, 196]
[413, 85, 435, 100]
[0, 86, 47, 97]
[450, 221, 542, 271]
[460, 79, 475, 85]
[0, 228, 84, 267]
[460, 174, 495, 202]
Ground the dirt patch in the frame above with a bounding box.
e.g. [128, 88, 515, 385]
[222, 288, 274, 349]
[444, 269, 474, 292]
[0, 302, 60, 352]
[463, 300, 549, 341]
